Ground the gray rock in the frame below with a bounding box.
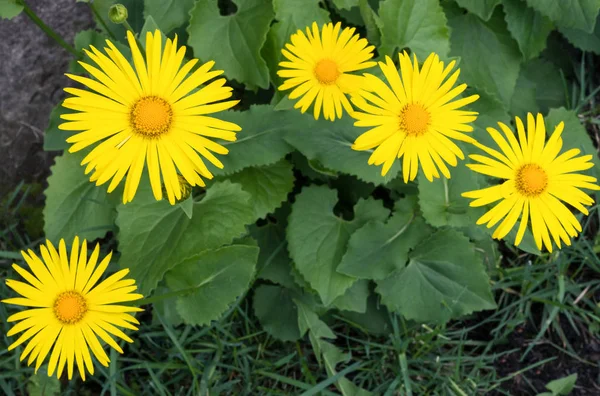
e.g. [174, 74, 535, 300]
[0, 0, 93, 196]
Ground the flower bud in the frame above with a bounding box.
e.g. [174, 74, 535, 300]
[162, 174, 192, 204]
[108, 4, 128, 24]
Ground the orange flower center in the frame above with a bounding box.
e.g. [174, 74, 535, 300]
[314, 59, 340, 85]
[53, 291, 87, 324]
[401, 104, 430, 136]
[131, 96, 173, 137]
[516, 164, 548, 196]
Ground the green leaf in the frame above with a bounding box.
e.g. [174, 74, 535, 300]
[187, 0, 274, 89]
[321, 342, 372, 396]
[338, 199, 433, 280]
[332, 0, 359, 10]
[359, 0, 382, 46]
[287, 185, 388, 305]
[262, 0, 329, 95]
[340, 294, 391, 335]
[418, 145, 487, 229]
[44, 104, 73, 151]
[26, 370, 60, 396]
[468, 92, 511, 151]
[331, 279, 370, 313]
[213, 106, 300, 176]
[228, 160, 294, 219]
[525, 0, 600, 32]
[559, 15, 600, 54]
[284, 116, 401, 184]
[295, 299, 335, 360]
[69, 30, 109, 74]
[116, 180, 255, 295]
[378, 0, 450, 60]
[178, 195, 193, 219]
[254, 285, 301, 341]
[454, 0, 501, 21]
[448, 11, 521, 108]
[139, 15, 164, 47]
[544, 373, 578, 395]
[503, 0, 554, 60]
[510, 59, 566, 119]
[44, 151, 117, 244]
[165, 245, 258, 326]
[250, 222, 296, 289]
[151, 285, 183, 326]
[0, 0, 22, 19]
[376, 229, 496, 323]
[143, 0, 195, 33]
[545, 107, 600, 175]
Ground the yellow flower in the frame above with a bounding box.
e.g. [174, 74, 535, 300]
[2, 237, 143, 380]
[351, 52, 479, 180]
[462, 113, 600, 252]
[59, 30, 241, 205]
[277, 21, 376, 121]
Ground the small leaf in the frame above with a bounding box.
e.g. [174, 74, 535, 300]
[295, 299, 335, 358]
[44, 104, 75, 151]
[287, 185, 388, 305]
[376, 229, 497, 323]
[503, 0, 554, 60]
[26, 370, 61, 396]
[340, 294, 392, 335]
[448, 10, 521, 108]
[331, 279, 370, 313]
[338, 198, 433, 280]
[250, 222, 296, 289]
[378, 0, 451, 60]
[525, 0, 600, 32]
[117, 180, 255, 295]
[228, 160, 294, 219]
[166, 245, 258, 326]
[178, 195, 193, 219]
[144, 0, 195, 33]
[332, 0, 359, 10]
[187, 0, 274, 89]
[0, 0, 22, 19]
[151, 285, 184, 326]
[284, 116, 401, 184]
[544, 373, 577, 395]
[254, 285, 301, 341]
[44, 151, 117, 244]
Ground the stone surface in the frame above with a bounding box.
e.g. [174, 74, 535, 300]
[0, 0, 93, 196]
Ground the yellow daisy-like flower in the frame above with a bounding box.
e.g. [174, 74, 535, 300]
[277, 21, 376, 121]
[351, 52, 480, 180]
[59, 30, 241, 204]
[2, 237, 143, 380]
[462, 113, 600, 252]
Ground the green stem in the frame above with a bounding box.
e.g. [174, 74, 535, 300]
[88, 1, 116, 40]
[18, 0, 79, 58]
[122, 19, 145, 50]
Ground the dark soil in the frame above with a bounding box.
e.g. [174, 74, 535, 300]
[0, 0, 92, 197]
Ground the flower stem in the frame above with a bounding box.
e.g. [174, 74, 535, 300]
[88, 1, 116, 40]
[18, 0, 79, 58]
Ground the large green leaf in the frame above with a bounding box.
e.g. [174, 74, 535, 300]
[250, 222, 296, 289]
[213, 106, 302, 176]
[165, 245, 258, 325]
[116, 180, 255, 295]
[559, 15, 600, 54]
[0, 0, 22, 19]
[253, 285, 302, 341]
[376, 229, 496, 323]
[525, 0, 600, 32]
[510, 59, 566, 119]
[503, 0, 554, 60]
[287, 186, 389, 305]
[284, 116, 401, 184]
[545, 108, 600, 175]
[262, 0, 329, 95]
[418, 145, 487, 229]
[228, 160, 294, 219]
[143, 0, 195, 33]
[448, 11, 521, 108]
[187, 0, 273, 89]
[378, 0, 450, 60]
[454, 0, 501, 21]
[44, 151, 117, 244]
[338, 198, 433, 280]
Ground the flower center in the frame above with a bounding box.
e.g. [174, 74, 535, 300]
[130, 96, 173, 137]
[400, 104, 430, 136]
[314, 59, 340, 85]
[53, 291, 88, 324]
[516, 164, 548, 196]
